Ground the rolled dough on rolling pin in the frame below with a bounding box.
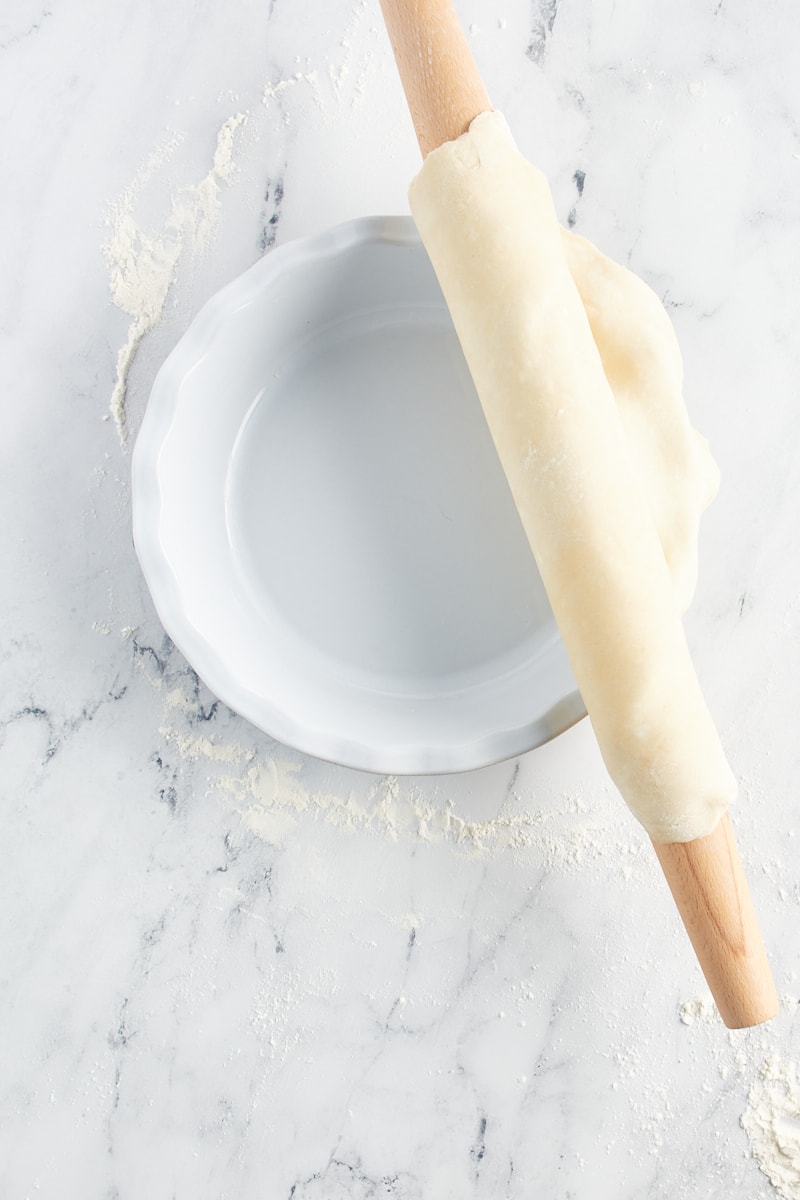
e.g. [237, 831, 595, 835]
[409, 111, 736, 843]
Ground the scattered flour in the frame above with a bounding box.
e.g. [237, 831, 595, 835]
[153, 705, 638, 872]
[263, 71, 323, 110]
[263, 3, 378, 120]
[677, 982, 800, 1194]
[144, 662, 800, 1196]
[264, 55, 373, 121]
[251, 960, 340, 1063]
[679, 993, 717, 1026]
[158, 722, 253, 766]
[233, 760, 612, 867]
[742, 1056, 800, 1199]
[103, 112, 247, 445]
[103, 1, 381, 447]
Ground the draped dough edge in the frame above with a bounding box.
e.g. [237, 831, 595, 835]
[408, 111, 736, 843]
[560, 229, 721, 616]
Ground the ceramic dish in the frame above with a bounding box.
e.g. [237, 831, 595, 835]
[132, 216, 585, 773]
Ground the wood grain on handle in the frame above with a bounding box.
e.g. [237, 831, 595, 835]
[379, 0, 778, 1030]
[653, 814, 778, 1028]
[379, 0, 490, 156]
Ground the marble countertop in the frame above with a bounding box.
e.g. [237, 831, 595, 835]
[3, 1, 799, 1196]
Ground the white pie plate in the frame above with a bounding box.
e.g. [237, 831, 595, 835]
[132, 216, 584, 773]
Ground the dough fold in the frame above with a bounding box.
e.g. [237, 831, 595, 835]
[409, 111, 735, 843]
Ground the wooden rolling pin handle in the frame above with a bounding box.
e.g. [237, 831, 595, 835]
[653, 813, 778, 1028]
[379, 0, 778, 1031]
[379, 0, 491, 156]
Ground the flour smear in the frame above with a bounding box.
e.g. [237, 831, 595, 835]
[154, 707, 637, 876]
[103, 113, 247, 446]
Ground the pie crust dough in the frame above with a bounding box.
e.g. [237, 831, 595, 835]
[409, 112, 736, 842]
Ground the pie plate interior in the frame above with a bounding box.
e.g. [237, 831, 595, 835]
[131, 216, 585, 774]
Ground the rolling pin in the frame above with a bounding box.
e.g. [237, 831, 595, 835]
[379, 0, 778, 1029]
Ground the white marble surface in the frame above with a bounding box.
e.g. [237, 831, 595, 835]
[2, 1, 800, 1196]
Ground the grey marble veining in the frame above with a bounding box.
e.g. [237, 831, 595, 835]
[2, 1, 800, 1197]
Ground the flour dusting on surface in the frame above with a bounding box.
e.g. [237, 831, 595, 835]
[674, 985, 800, 1194]
[232, 761, 616, 868]
[159, 722, 253, 766]
[103, 113, 247, 446]
[263, 71, 323, 110]
[679, 994, 717, 1026]
[138, 652, 800, 1194]
[742, 1056, 800, 1198]
[152, 707, 635, 871]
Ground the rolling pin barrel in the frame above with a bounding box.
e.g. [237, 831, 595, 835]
[653, 814, 777, 1028]
[379, 0, 778, 1029]
[379, 0, 490, 155]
